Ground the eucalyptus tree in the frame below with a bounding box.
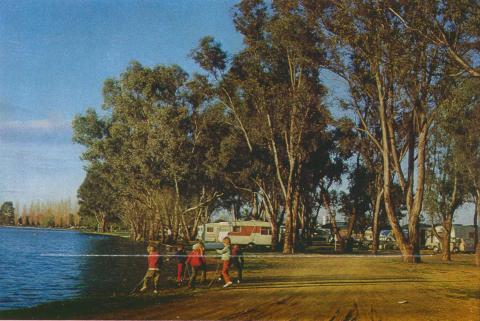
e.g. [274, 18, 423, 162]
[425, 123, 468, 261]
[72, 108, 117, 232]
[77, 164, 120, 233]
[437, 78, 480, 263]
[191, 0, 337, 253]
[338, 163, 375, 250]
[303, 0, 457, 262]
[387, 1, 480, 78]
[74, 62, 227, 242]
[190, 30, 285, 248]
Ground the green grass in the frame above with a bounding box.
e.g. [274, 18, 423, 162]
[80, 230, 131, 238]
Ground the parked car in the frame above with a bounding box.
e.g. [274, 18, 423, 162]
[312, 228, 331, 242]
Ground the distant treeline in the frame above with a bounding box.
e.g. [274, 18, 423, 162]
[0, 200, 81, 229]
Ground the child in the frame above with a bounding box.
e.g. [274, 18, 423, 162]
[140, 244, 162, 294]
[174, 244, 187, 286]
[231, 244, 244, 283]
[216, 237, 233, 288]
[186, 243, 206, 289]
[197, 239, 207, 283]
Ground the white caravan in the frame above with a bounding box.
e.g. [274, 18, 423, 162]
[197, 220, 273, 248]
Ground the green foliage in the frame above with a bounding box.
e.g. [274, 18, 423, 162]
[71, 0, 476, 253]
[0, 202, 15, 225]
[425, 77, 480, 223]
[190, 37, 227, 77]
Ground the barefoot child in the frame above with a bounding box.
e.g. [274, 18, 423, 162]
[174, 244, 187, 286]
[216, 237, 232, 288]
[140, 244, 162, 294]
[186, 243, 206, 289]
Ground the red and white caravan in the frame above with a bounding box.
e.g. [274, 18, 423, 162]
[197, 220, 273, 247]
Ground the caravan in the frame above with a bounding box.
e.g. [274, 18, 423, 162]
[197, 220, 273, 248]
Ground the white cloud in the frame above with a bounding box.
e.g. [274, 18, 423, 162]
[0, 118, 72, 144]
[0, 119, 70, 131]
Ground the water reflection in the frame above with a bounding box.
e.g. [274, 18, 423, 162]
[78, 235, 146, 296]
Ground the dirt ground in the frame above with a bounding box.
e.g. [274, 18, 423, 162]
[94, 254, 480, 321]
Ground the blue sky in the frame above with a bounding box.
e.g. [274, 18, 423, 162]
[0, 0, 475, 225]
[0, 0, 243, 205]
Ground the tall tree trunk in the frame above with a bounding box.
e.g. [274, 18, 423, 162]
[94, 211, 107, 233]
[475, 189, 480, 266]
[251, 194, 258, 219]
[441, 220, 452, 261]
[474, 195, 478, 255]
[343, 208, 357, 253]
[371, 188, 383, 255]
[283, 196, 294, 254]
[271, 223, 279, 250]
[259, 186, 280, 251]
[292, 189, 301, 250]
[322, 190, 344, 252]
[100, 215, 107, 233]
[231, 204, 237, 221]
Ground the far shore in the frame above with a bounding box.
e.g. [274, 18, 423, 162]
[79, 230, 131, 239]
[0, 225, 131, 239]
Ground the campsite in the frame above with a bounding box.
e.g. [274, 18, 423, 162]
[1, 0, 479, 320]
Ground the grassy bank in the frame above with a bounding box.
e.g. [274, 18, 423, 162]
[1, 254, 479, 320]
[80, 230, 131, 239]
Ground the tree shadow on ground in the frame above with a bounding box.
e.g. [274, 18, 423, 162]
[212, 275, 456, 291]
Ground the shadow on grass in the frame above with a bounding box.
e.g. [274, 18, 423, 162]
[244, 275, 425, 283]
[447, 288, 480, 300]
[221, 276, 456, 291]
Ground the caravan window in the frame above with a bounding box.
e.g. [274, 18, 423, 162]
[261, 227, 271, 235]
[206, 227, 214, 233]
[233, 226, 241, 232]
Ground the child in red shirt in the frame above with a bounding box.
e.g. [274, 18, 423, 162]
[186, 243, 206, 289]
[140, 244, 162, 294]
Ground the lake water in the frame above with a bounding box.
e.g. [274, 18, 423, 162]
[0, 227, 147, 310]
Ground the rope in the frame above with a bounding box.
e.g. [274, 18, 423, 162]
[129, 275, 146, 295]
[208, 260, 222, 288]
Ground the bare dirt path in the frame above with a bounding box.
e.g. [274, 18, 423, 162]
[95, 254, 480, 321]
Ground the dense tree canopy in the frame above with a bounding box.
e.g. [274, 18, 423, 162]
[73, 0, 479, 263]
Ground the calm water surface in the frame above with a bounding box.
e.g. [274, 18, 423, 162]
[0, 227, 146, 310]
